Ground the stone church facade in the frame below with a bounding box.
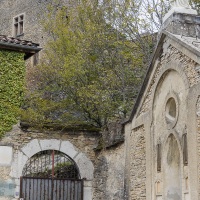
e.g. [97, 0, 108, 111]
[124, 10, 200, 200]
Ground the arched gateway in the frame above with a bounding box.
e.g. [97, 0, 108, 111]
[10, 139, 94, 200]
[20, 150, 83, 199]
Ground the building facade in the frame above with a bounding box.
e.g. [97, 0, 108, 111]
[124, 8, 200, 200]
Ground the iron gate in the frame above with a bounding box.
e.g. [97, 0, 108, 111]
[20, 150, 83, 200]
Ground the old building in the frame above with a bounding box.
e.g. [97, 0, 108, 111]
[124, 3, 200, 200]
[0, 0, 76, 66]
[1, 0, 200, 200]
[0, 0, 47, 66]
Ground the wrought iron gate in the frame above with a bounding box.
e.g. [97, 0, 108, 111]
[20, 150, 83, 200]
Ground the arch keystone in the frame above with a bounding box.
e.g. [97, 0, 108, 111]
[39, 139, 61, 151]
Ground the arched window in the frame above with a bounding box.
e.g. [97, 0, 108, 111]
[22, 150, 80, 179]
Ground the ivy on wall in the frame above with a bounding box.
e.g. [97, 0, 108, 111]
[0, 50, 25, 137]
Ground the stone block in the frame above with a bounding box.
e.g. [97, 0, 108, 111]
[84, 180, 93, 187]
[74, 153, 94, 180]
[39, 139, 61, 151]
[21, 139, 41, 158]
[60, 141, 78, 159]
[83, 184, 93, 200]
[10, 151, 29, 178]
[17, 152, 29, 178]
[0, 146, 13, 166]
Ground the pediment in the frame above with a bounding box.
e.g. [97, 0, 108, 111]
[128, 31, 200, 122]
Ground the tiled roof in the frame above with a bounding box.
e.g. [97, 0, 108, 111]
[0, 35, 39, 47]
[0, 35, 42, 59]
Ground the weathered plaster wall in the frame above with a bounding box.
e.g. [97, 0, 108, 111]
[93, 143, 125, 200]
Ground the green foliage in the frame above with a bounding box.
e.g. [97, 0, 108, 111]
[0, 50, 25, 137]
[99, 0, 200, 63]
[21, 2, 145, 129]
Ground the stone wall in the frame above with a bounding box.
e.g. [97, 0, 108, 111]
[0, 122, 126, 199]
[0, 124, 98, 162]
[0, 0, 80, 50]
[0, 0, 49, 46]
[93, 143, 125, 200]
[129, 125, 146, 200]
[0, 124, 99, 199]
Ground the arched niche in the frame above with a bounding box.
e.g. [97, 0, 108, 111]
[163, 134, 182, 200]
[152, 70, 186, 134]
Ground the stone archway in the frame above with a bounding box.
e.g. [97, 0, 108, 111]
[163, 134, 182, 200]
[10, 139, 94, 200]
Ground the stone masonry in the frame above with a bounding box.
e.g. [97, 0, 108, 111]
[129, 126, 146, 200]
[93, 143, 125, 200]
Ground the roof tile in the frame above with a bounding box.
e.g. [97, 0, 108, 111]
[0, 35, 39, 48]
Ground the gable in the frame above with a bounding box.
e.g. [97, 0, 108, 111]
[128, 31, 200, 122]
